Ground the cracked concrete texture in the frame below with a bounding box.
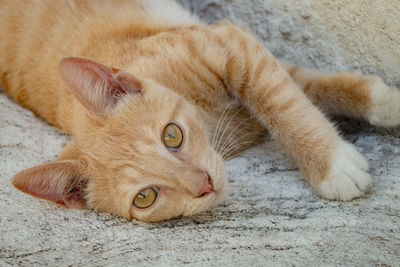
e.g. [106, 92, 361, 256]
[1, 0, 400, 266]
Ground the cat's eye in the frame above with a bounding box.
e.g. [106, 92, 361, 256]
[133, 187, 159, 209]
[163, 123, 183, 150]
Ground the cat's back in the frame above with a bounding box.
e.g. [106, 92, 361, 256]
[0, 0, 138, 122]
[0, 0, 199, 125]
[0, 0, 198, 86]
[0, 0, 198, 67]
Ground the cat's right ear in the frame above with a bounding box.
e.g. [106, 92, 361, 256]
[12, 160, 88, 209]
[59, 57, 142, 116]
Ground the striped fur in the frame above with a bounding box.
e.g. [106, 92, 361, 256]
[1, 0, 399, 221]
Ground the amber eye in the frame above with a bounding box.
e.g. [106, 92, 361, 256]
[163, 123, 183, 150]
[133, 187, 159, 209]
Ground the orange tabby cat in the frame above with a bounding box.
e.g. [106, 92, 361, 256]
[1, 0, 399, 222]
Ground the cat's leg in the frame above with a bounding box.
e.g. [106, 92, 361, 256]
[212, 24, 371, 200]
[281, 60, 400, 127]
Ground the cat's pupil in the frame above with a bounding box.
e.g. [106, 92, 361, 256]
[167, 129, 175, 139]
[133, 188, 158, 209]
[139, 189, 149, 198]
[163, 123, 183, 150]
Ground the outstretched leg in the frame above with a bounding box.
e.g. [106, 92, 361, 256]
[281, 60, 400, 127]
[210, 24, 371, 201]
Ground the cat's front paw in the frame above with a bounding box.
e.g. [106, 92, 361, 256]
[317, 142, 371, 201]
[368, 77, 400, 127]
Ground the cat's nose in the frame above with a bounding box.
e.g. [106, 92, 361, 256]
[198, 173, 214, 197]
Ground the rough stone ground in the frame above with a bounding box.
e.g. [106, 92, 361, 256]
[1, 89, 400, 266]
[1, 1, 400, 266]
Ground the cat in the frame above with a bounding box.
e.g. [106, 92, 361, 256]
[1, 0, 399, 222]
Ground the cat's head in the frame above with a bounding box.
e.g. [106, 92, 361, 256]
[12, 57, 227, 222]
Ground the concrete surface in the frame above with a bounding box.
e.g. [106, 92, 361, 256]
[1, 0, 400, 265]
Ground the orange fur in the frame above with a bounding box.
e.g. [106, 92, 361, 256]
[1, 0, 399, 222]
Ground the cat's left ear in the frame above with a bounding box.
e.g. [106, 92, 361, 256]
[12, 160, 88, 209]
[59, 57, 142, 116]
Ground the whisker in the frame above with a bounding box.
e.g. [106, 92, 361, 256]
[215, 105, 244, 153]
[218, 115, 256, 155]
[222, 140, 259, 160]
[220, 132, 261, 158]
[220, 131, 261, 157]
[213, 103, 235, 150]
[211, 103, 234, 150]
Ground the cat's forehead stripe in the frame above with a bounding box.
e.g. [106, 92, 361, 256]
[169, 98, 184, 119]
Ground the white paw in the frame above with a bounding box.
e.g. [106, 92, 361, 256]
[317, 142, 371, 201]
[368, 77, 400, 127]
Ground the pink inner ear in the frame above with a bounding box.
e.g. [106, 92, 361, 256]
[59, 56, 142, 115]
[12, 160, 88, 209]
[63, 179, 88, 208]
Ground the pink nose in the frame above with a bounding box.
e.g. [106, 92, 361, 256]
[198, 174, 214, 197]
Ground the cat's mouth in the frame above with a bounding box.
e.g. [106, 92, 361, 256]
[198, 173, 214, 197]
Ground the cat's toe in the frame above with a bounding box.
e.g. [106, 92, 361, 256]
[317, 142, 372, 201]
[367, 77, 400, 127]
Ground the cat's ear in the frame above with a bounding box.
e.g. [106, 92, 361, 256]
[59, 57, 142, 115]
[12, 160, 88, 209]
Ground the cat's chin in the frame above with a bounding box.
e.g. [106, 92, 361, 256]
[209, 178, 228, 206]
[187, 177, 228, 216]
[209, 170, 228, 205]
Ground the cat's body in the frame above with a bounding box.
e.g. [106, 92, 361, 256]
[1, 0, 262, 156]
[1, 0, 399, 222]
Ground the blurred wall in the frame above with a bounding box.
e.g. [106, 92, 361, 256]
[181, 0, 400, 85]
